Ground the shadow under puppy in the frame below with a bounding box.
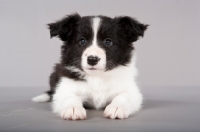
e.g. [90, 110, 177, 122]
[32, 13, 148, 120]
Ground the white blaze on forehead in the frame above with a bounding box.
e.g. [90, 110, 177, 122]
[81, 17, 106, 72]
[92, 17, 101, 46]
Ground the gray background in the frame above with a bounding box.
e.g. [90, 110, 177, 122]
[1, 0, 200, 88]
[1, 0, 200, 132]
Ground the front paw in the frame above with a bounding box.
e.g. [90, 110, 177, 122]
[61, 107, 86, 120]
[104, 104, 129, 119]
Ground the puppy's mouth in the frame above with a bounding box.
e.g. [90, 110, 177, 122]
[88, 68, 97, 70]
[84, 67, 105, 72]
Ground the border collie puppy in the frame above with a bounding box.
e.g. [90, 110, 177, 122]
[32, 13, 148, 120]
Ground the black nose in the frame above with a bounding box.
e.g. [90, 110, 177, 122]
[87, 55, 100, 66]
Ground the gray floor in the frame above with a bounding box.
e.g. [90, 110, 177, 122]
[0, 86, 200, 132]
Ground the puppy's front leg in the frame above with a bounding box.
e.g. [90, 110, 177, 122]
[104, 91, 143, 119]
[52, 77, 86, 120]
[53, 95, 86, 120]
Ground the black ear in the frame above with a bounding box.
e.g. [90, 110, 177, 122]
[47, 13, 81, 41]
[116, 16, 148, 42]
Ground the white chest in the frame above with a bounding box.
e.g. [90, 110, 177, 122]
[82, 75, 124, 109]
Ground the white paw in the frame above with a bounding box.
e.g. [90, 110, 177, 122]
[104, 104, 129, 119]
[61, 107, 86, 120]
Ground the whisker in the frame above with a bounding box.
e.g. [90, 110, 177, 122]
[106, 60, 118, 70]
[68, 58, 81, 67]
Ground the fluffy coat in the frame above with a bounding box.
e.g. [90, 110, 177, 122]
[32, 13, 148, 120]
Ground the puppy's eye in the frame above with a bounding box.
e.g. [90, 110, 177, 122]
[104, 38, 113, 47]
[79, 37, 86, 45]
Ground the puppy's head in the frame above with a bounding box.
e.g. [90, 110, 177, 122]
[48, 13, 148, 75]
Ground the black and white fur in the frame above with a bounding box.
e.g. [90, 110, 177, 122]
[32, 13, 148, 120]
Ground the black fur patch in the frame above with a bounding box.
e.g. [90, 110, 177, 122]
[97, 15, 148, 70]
